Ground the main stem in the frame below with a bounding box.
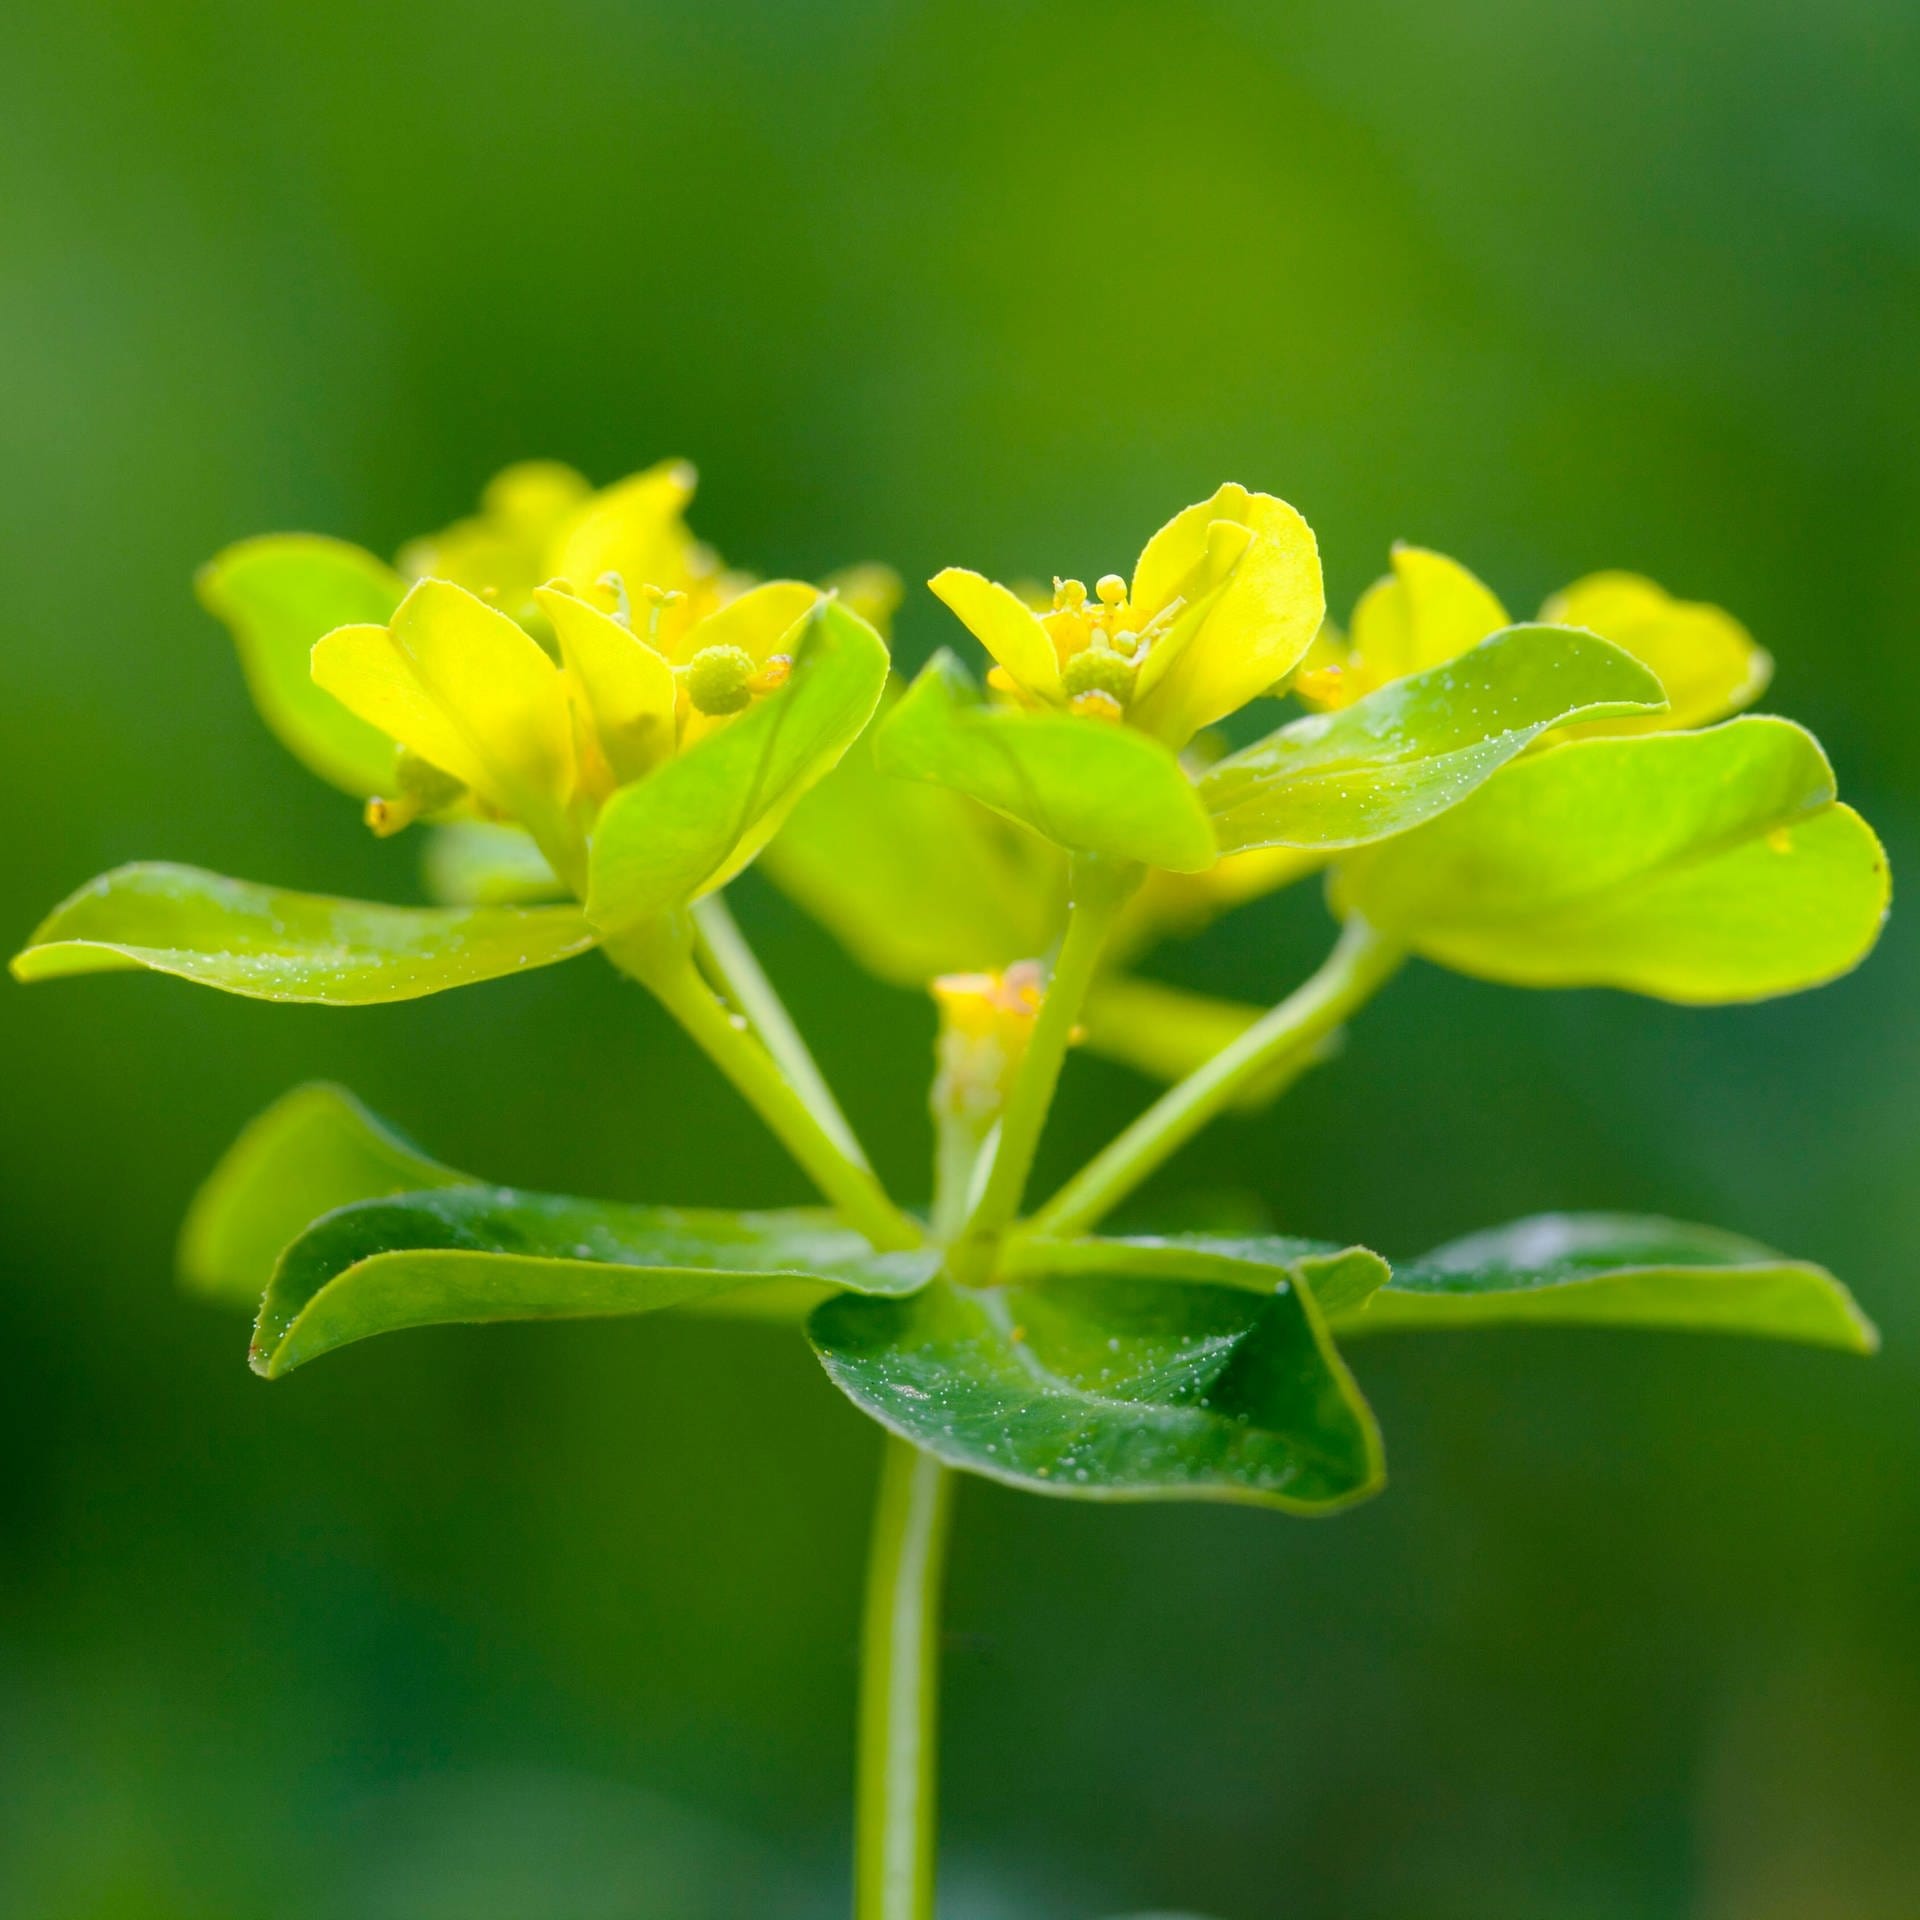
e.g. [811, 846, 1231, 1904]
[856, 1434, 955, 1920]
[609, 927, 922, 1253]
[1027, 916, 1405, 1240]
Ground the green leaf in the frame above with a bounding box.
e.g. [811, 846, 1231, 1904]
[197, 535, 405, 795]
[587, 600, 890, 931]
[180, 1084, 463, 1304]
[1006, 1230, 1392, 1316]
[761, 685, 1066, 984]
[253, 1188, 940, 1377]
[1336, 717, 1890, 1002]
[872, 652, 1218, 873]
[809, 1261, 1383, 1511]
[11, 862, 599, 1004]
[421, 821, 566, 905]
[1337, 1213, 1876, 1351]
[1080, 975, 1336, 1107]
[1201, 624, 1666, 853]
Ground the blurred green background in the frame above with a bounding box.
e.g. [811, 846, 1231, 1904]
[4, 1, 1917, 1914]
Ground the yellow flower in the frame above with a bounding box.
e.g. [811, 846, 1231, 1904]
[929, 483, 1324, 747]
[312, 569, 821, 893]
[1295, 543, 1770, 733]
[396, 460, 598, 621]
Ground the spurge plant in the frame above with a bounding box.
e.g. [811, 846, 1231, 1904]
[14, 459, 1889, 1919]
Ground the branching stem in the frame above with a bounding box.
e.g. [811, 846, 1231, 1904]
[1025, 916, 1405, 1240]
[607, 921, 922, 1253]
[949, 854, 1136, 1278]
[692, 891, 870, 1171]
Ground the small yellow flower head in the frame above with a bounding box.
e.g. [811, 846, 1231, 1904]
[929, 483, 1324, 748]
[931, 961, 1046, 1119]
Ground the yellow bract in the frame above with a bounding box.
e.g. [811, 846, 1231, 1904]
[314, 581, 577, 844]
[396, 460, 595, 621]
[1294, 545, 1508, 708]
[1296, 545, 1770, 738]
[929, 483, 1325, 748]
[1541, 571, 1771, 734]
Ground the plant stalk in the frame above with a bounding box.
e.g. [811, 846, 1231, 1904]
[692, 891, 871, 1171]
[607, 924, 922, 1253]
[856, 1432, 955, 1920]
[1026, 916, 1405, 1240]
[950, 854, 1135, 1277]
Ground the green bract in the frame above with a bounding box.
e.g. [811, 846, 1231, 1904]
[11, 864, 598, 1004]
[1336, 716, 1889, 1002]
[587, 601, 890, 930]
[196, 535, 405, 794]
[1199, 623, 1666, 853]
[874, 651, 1218, 871]
[13, 463, 1893, 1920]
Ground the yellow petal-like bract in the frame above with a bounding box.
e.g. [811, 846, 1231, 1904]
[1542, 571, 1771, 734]
[313, 580, 582, 884]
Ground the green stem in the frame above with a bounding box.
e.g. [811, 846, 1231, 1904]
[692, 892, 871, 1171]
[608, 925, 922, 1253]
[950, 855, 1135, 1278]
[856, 1433, 955, 1920]
[1025, 916, 1405, 1241]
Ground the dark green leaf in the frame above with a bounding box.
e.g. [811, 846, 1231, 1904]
[1201, 624, 1666, 853]
[587, 600, 890, 931]
[1338, 1213, 1876, 1350]
[11, 863, 599, 1004]
[254, 1188, 941, 1378]
[179, 1084, 463, 1304]
[872, 652, 1218, 873]
[1006, 1230, 1391, 1316]
[810, 1265, 1383, 1511]
[197, 535, 405, 794]
[1335, 718, 1890, 1002]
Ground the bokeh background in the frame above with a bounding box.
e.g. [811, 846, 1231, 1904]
[4, 2, 1917, 1914]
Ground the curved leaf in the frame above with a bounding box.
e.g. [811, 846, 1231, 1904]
[1335, 718, 1889, 1002]
[761, 686, 1066, 984]
[196, 535, 405, 794]
[810, 1264, 1383, 1511]
[1005, 1230, 1390, 1315]
[587, 600, 890, 931]
[1201, 625, 1666, 853]
[180, 1084, 462, 1303]
[11, 863, 598, 1004]
[254, 1188, 941, 1378]
[872, 652, 1218, 873]
[1338, 1213, 1875, 1350]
